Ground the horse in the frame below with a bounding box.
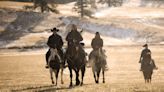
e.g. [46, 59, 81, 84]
[89, 48, 106, 84]
[65, 42, 86, 87]
[46, 48, 64, 85]
[142, 59, 154, 83]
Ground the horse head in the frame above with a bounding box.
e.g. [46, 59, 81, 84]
[48, 48, 62, 65]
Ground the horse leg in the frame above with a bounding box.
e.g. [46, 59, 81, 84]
[149, 71, 153, 84]
[61, 68, 64, 84]
[96, 68, 101, 84]
[92, 67, 97, 83]
[75, 69, 80, 86]
[81, 65, 86, 86]
[69, 67, 73, 87]
[150, 76, 152, 84]
[49, 68, 54, 84]
[143, 72, 147, 83]
[55, 69, 59, 86]
[102, 70, 105, 83]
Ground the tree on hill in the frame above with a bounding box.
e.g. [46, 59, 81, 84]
[73, 0, 95, 18]
[23, 0, 59, 13]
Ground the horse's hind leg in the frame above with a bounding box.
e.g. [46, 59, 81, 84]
[102, 70, 105, 83]
[49, 68, 54, 84]
[81, 65, 86, 86]
[61, 68, 64, 84]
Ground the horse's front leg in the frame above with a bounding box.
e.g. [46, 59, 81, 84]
[96, 68, 101, 84]
[49, 68, 54, 84]
[102, 70, 105, 83]
[81, 65, 86, 86]
[92, 67, 97, 83]
[75, 69, 80, 86]
[68, 67, 73, 87]
[55, 69, 59, 86]
[61, 68, 64, 84]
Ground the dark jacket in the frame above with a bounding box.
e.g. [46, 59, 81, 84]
[47, 34, 63, 49]
[91, 37, 103, 50]
[140, 48, 151, 63]
[66, 30, 83, 45]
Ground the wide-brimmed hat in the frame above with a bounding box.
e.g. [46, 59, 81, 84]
[51, 27, 59, 32]
[143, 44, 148, 47]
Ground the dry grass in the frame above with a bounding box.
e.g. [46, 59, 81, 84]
[0, 45, 164, 92]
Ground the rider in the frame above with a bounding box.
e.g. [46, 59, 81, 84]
[89, 32, 108, 70]
[66, 24, 83, 46]
[45, 27, 64, 68]
[139, 44, 158, 71]
[65, 24, 85, 58]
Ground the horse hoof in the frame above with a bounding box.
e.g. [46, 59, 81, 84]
[103, 81, 105, 83]
[76, 82, 80, 86]
[69, 84, 73, 87]
[61, 81, 64, 84]
[76, 80, 80, 86]
[96, 80, 99, 84]
[52, 81, 54, 84]
[80, 82, 83, 86]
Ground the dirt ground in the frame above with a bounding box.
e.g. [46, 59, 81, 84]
[0, 45, 164, 92]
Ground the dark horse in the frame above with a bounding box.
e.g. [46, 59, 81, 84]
[66, 42, 86, 87]
[89, 48, 106, 83]
[142, 59, 154, 83]
[46, 48, 64, 85]
[141, 53, 156, 83]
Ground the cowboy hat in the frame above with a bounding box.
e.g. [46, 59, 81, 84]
[143, 44, 148, 47]
[51, 27, 59, 32]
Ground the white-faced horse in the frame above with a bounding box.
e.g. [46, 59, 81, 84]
[47, 48, 64, 85]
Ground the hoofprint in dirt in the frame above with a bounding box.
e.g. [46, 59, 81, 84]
[0, 45, 164, 92]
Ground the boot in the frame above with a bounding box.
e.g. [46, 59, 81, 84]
[45, 65, 49, 69]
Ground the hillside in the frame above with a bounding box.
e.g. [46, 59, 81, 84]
[0, 1, 164, 50]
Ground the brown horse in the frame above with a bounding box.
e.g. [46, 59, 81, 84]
[65, 42, 86, 87]
[142, 59, 154, 83]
